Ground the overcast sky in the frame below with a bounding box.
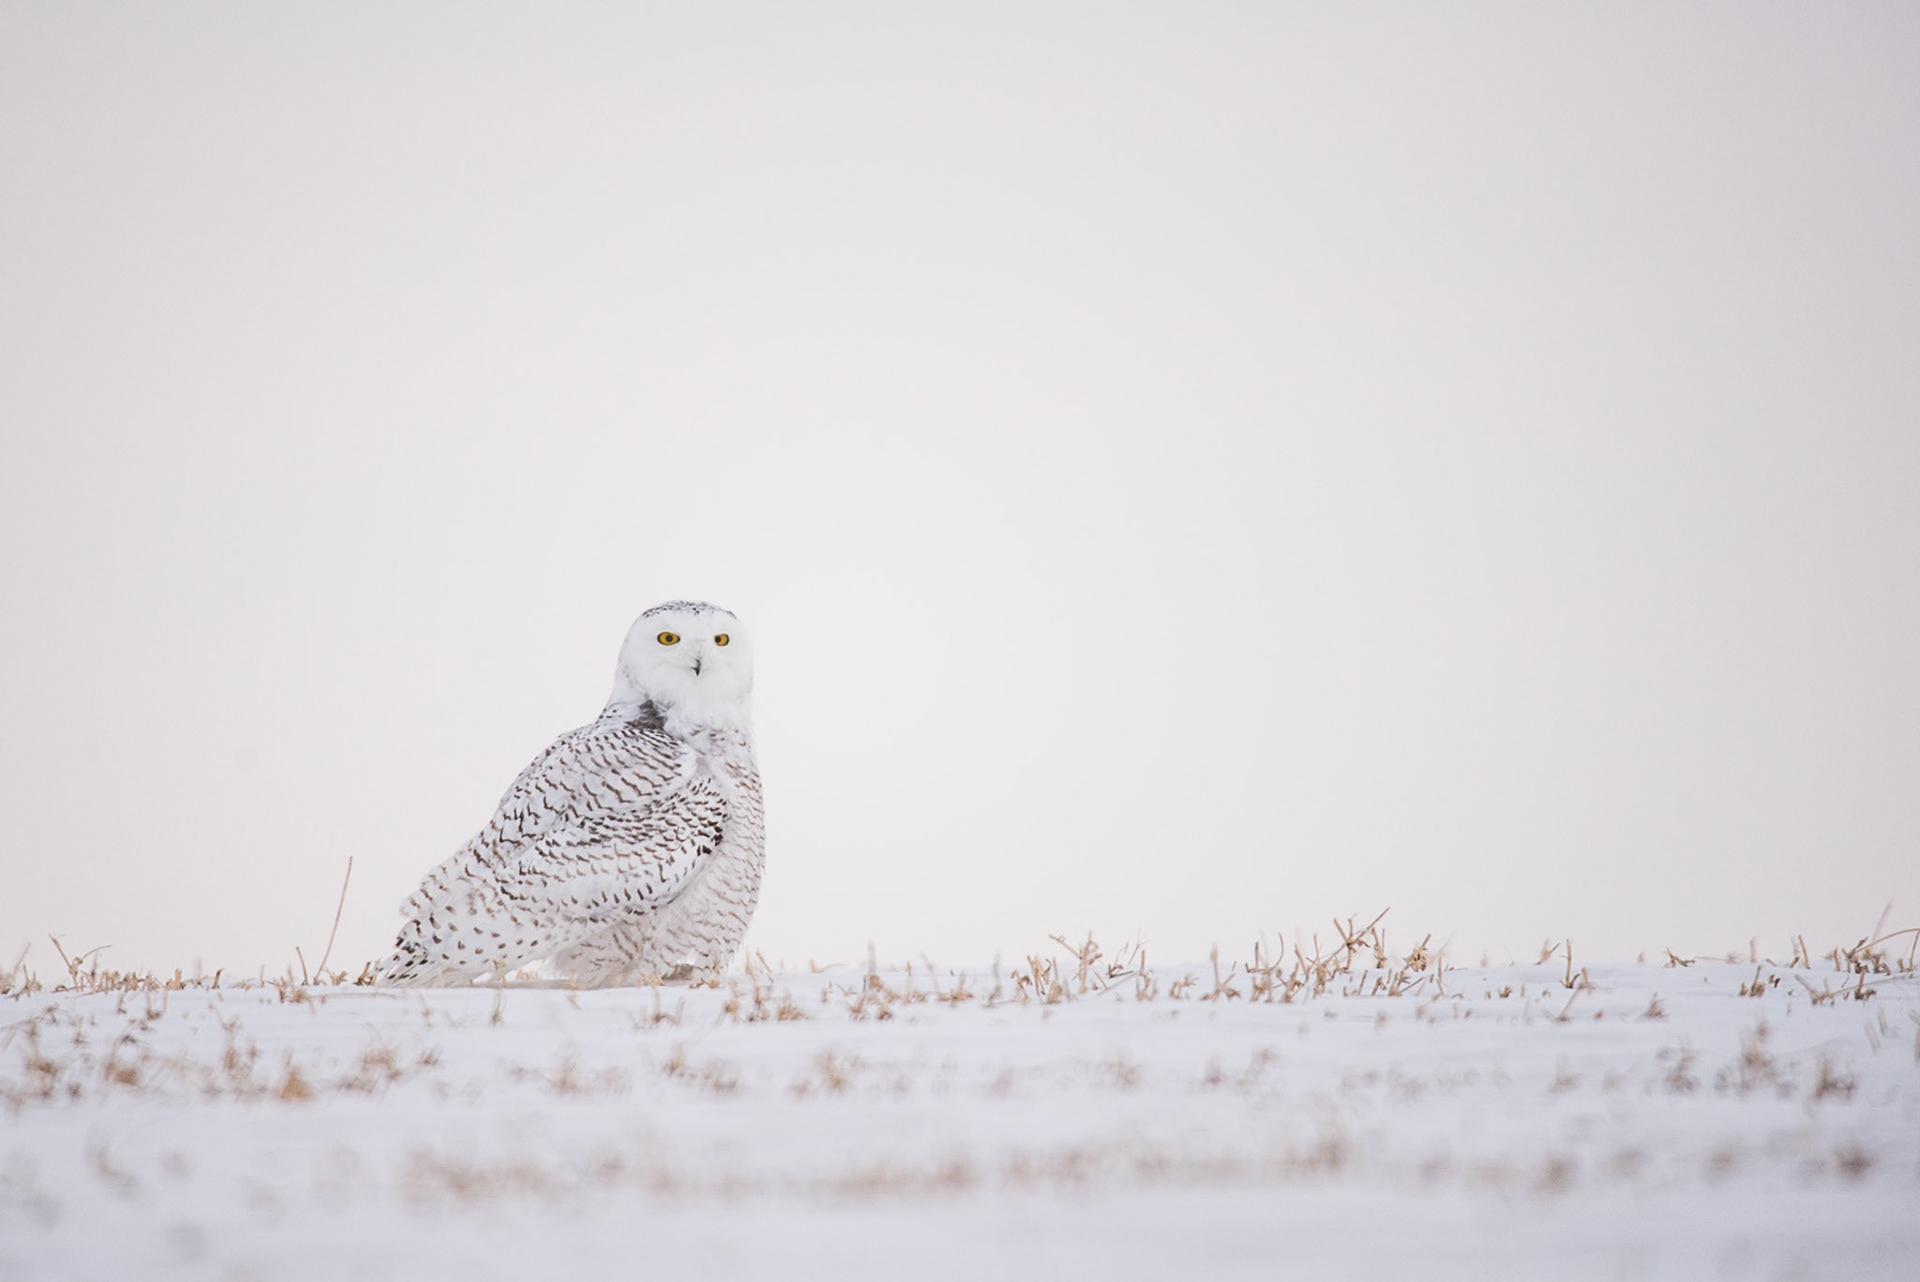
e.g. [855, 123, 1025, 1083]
[3, 3, 1917, 979]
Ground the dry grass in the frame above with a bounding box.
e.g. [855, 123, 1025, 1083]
[9, 892, 1915, 1013]
[18, 898, 1920, 1013]
[7, 925, 1907, 1118]
[387, 1131, 1414, 1205]
[0, 1000, 445, 1110]
[6, 911, 1913, 1236]
[1658, 906, 1920, 980]
[8, 907, 1915, 1022]
[7, 907, 1915, 1128]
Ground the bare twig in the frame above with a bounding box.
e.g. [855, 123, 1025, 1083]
[2, 944, 27, 991]
[315, 857, 354, 981]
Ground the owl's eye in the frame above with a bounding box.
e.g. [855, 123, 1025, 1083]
[713, 634, 730, 647]
[656, 631, 680, 645]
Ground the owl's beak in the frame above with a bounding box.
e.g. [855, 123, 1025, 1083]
[692, 655, 704, 676]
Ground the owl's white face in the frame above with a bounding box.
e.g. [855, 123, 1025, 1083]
[609, 603, 752, 717]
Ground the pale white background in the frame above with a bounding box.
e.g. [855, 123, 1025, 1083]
[3, 3, 1916, 978]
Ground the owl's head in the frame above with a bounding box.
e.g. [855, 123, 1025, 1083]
[609, 600, 752, 722]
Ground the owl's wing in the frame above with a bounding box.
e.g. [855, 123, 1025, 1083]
[498, 732, 729, 925]
[384, 712, 727, 982]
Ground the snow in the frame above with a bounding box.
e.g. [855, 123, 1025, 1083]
[3, 948, 1917, 1280]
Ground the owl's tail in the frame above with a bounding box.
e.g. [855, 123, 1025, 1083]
[378, 935, 437, 986]
[378, 865, 554, 986]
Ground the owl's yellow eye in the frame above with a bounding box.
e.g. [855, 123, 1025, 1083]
[713, 634, 730, 647]
[656, 631, 680, 645]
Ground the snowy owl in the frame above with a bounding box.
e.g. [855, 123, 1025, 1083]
[380, 602, 764, 987]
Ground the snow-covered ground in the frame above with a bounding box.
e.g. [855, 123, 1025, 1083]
[3, 937, 1917, 1281]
